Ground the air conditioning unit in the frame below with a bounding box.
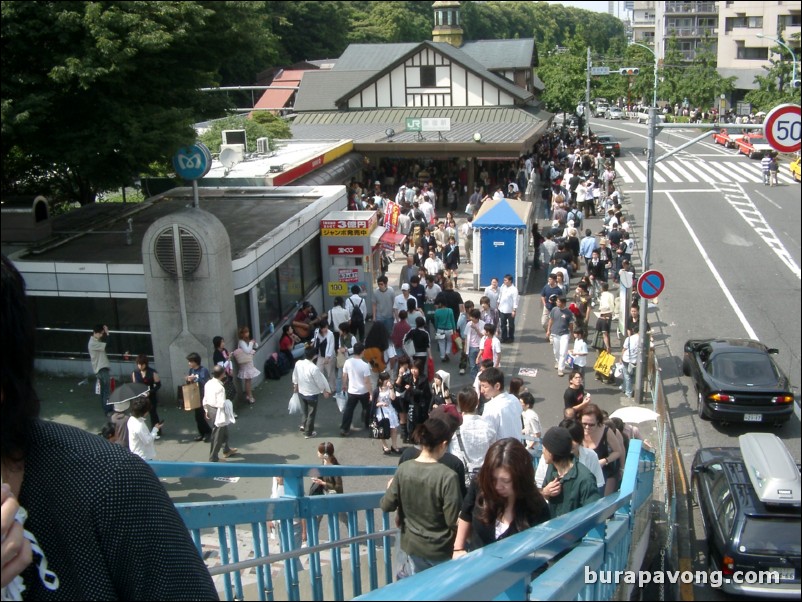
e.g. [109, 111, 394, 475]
[256, 137, 270, 154]
[222, 129, 247, 147]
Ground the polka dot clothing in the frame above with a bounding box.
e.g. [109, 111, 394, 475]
[18, 420, 219, 600]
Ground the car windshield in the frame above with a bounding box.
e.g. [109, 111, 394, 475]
[597, 136, 612, 143]
[709, 352, 779, 386]
[741, 517, 801, 555]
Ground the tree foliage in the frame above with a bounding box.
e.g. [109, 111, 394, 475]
[199, 114, 291, 153]
[744, 34, 802, 112]
[1, 1, 277, 207]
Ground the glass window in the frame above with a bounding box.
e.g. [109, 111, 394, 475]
[279, 251, 304, 309]
[235, 291, 252, 337]
[741, 517, 801, 555]
[420, 66, 436, 88]
[301, 237, 322, 294]
[256, 272, 281, 339]
[715, 497, 735, 537]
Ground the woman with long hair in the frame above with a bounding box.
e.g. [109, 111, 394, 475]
[303, 442, 344, 544]
[235, 326, 260, 404]
[370, 372, 400, 455]
[451, 439, 549, 556]
[380, 418, 462, 578]
[363, 320, 392, 374]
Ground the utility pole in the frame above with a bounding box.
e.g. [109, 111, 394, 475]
[585, 47, 592, 136]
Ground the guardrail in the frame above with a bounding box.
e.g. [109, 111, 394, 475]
[356, 440, 654, 601]
[152, 440, 653, 601]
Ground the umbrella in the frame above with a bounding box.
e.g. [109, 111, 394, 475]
[610, 406, 659, 424]
[107, 382, 149, 406]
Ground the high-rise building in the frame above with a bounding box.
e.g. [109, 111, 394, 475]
[632, 1, 656, 46]
[654, 1, 719, 63]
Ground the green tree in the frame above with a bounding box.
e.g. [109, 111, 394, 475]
[680, 39, 736, 109]
[536, 36, 586, 116]
[199, 114, 291, 154]
[744, 34, 801, 112]
[658, 36, 685, 107]
[1, 1, 276, 207]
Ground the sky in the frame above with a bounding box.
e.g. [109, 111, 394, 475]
[546, 1, 612, 15]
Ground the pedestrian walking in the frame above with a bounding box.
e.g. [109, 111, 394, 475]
[88, 324, 112, 415]
[340, 343, 372, 437]
[292, 346, 332, 439]
[546, 296, 574, 377]
[204, 365, 238, 462]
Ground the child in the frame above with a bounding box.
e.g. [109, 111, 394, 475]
[478, 323, 501, 369]
[519, 391, 542, 459]
[479, 295, 498, 329]
[372, 372, 400, 454]
[571, 328, 589, 377]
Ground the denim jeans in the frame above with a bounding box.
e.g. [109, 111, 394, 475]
[97, 368, 111, 414]
[468, 346, 480, 377]
[622, 361, 636, 397]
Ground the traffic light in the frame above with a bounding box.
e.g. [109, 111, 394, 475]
[619, 68, 640, 76]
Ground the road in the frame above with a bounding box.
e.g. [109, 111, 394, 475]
[588, 115, 801, 600]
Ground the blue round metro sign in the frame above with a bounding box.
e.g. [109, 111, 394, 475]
[637, 270, 665, 300]
[172, 143, 212, 180]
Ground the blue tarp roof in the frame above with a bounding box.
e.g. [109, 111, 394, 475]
[472, 198, 528, 228]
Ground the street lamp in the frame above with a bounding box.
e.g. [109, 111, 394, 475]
[757, 33, 798, 85]
[629, 42, 658, 108]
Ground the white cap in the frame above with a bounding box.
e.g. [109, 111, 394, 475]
[401, 283, 410, 290]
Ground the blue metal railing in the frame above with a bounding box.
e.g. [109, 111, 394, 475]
[356, 440, 654, 601]
[152, 441, 653, 601]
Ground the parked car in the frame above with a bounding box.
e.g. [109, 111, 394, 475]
[692, 433, 800, 599]
[791, 156, 801, 182]
[594, 134, 621, 157]
[735, 133, 773, 159]
[636, 108, 665, 125]
[605, 107, 625, 120]
[712, 129, 739, 149]
[682, 338, 795, 425]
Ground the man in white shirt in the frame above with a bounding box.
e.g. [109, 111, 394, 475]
[203, 365, 237, 461]
[460, 216, 473, 264]
[293, 346, 332, 438]
[340, 343, 373, 436]
[464, 309, 486, 377]
[89, 324, 111, 415]
[393, 283, 416, 322]
[128, 396, 161, 460]
[420, 196, 435, 225]
[477, 368, 523, 442]
[423, 249, 442, 277]
[497, 274, 519, 343]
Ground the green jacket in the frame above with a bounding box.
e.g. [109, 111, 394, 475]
[544, 458, 601, 519]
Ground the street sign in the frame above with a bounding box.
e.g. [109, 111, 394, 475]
[637, 270, 665, 300]
[590, 66, 610, 76]
[172, 143, 212, 180]
[763, 104, 801, 154]
[736, 101, 751, 117]
[405, 117, 451, 132]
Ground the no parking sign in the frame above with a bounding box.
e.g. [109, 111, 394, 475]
[637, 270, 665, 300]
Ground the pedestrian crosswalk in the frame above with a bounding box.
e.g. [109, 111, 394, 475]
[613, 158, 796, 185]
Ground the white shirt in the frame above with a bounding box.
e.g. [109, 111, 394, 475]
[522, 408, 542, 450]
[497, 283, 519, 313]
[343, 357, 372, 394]
[465, 319, 486, 349]
[203, 377, 226, 409]
[424, 256, 442, 275]
[424, 283, 441, 302]
[622, 334, 640, 365]
[347, 294, 366, 318]
[127, 416, 157, 460]
[483, 285, 500, 310]
[482, 392, 523, 442]
[314, 328, 335, 359]
[572, 338, 588, 367]
[535, 446, 605, 489]
[292, 358, 331, 396]
[420, 200, 435, 224]
[329, 305, 351, 333]
[449, 414, 497, 473]
[393, 293, 415, 316]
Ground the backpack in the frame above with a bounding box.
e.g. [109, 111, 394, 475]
[349, 297, 365, 327]
[263, 354, 282, 380]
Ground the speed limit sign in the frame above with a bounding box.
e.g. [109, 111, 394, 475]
[763, 104, 801, 153]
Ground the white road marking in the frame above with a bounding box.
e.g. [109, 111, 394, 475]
[721, 161, 763, 183]
[653, 161, 684, 183]
[664, 191, 758, 340]
[753, 189, 782, 210]
[615, 163, 634, 184]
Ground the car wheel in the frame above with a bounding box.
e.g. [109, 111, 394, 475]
[697, 392, 709, 420]
[682, 356, 692, 377]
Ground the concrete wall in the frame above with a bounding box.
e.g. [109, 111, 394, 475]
[141, 209, 237, 394]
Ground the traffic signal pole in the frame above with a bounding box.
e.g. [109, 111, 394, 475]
[585, 47, 592, 137]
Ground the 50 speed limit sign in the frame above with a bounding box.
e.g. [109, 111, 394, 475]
[763, 104, 801, 153]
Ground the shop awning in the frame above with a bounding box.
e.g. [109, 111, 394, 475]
[378, 229, 406, 252]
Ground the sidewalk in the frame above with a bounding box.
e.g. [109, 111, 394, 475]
[36, 196, 645, 502]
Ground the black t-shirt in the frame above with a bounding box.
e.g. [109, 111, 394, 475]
[399, 448, 467, 497]
[564, 385, 587, 409]
[436, 289, 463, 323]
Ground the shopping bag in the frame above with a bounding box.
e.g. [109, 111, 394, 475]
[179, 382, 201, 411]
[565, 352, 575, 370]
[288, 392, 302, 415]
[593, 350, 615, 377]
[613, 362, 624, 378]
[403, 338, 416, 357]
[451, 333, 463, 354]
[335, 392, 347, 413]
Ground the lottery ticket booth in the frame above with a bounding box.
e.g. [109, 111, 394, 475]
[319, 211, 405, 314]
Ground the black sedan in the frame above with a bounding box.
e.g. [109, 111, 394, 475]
[692, 433, 800, 599]
[682, 338, 795, 425]
[595, 134, 621, 157]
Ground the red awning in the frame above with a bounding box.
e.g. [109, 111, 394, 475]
[379, 230, 406, 251]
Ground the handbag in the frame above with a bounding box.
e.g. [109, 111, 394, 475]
[613, 362, 624, 378]
[335, 392, 347, 412]
[336, 350, 347, 369]
[593, 350, 615, 377]
[403, 337, 417, 357]
[370, 408, 391, 439]
[308, 480, 325, 496]
[179, 382, 201, 411]
[288, 392, 302, 415]
[435, 329, 446, 341]
[451, 333, 463, 352]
